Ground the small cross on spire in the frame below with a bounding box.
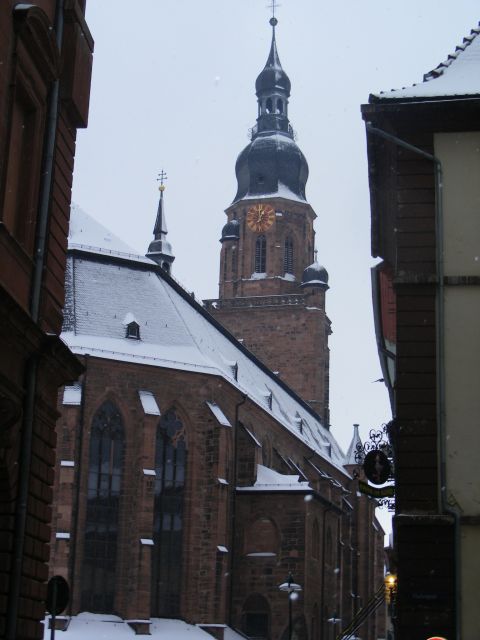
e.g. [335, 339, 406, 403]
[267, 0, 280, 26]
[157, 169, 168, 192]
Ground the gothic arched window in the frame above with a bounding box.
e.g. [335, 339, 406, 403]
[284, 236, 294, 274]
[81, 401, 124, 612]
[255, 235, 267, 273]
[241, 593, 270, 639]
[151, 409, 187, 617]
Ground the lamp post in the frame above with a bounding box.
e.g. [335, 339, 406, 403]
[278, 573, 302, 640]
[384, 572, 397, 639]
[327, 612, 341, 640]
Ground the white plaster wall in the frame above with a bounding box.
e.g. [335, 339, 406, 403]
[436, 132, 480, 640]
[435, 132, 480, 277]
[435, 132, 480, 515]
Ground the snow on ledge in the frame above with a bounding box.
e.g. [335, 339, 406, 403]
[138, 390, 161, 416]
[238, 464, 311, 492]
[63, 384, 82, 405]
[42, 613, 226, 639]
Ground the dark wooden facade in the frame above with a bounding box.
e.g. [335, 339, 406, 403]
[0, 2, 92, 638]
[362, 91, 480, 638]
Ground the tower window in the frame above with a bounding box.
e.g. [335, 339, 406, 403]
[284, 236, 294, 274]
[266, 98, 273, 114]
[255, 235, 267, 273]
[276, 99, 283, 114]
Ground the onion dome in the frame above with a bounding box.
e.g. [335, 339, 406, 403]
[234, 133, 308, 202]
[220, 219, 240, 242]
[232, 17, 309, 203]
[300, 256, 329, 289]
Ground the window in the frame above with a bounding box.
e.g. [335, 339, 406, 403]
[255, 235, 266, 273]
[276, 98, 283, 114]
[81, 401, 124, 612]
[266, 97, 273, 113]
[126, 321, 140, 339]
[241, 593, 270, 639]
[151, 409, 187, 617]
[284, 236, 294, 274]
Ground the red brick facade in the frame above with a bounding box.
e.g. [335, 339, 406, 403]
[0, 2, 92, 639]
[207, 196, 331, 425]
[51, 354, 384, 639]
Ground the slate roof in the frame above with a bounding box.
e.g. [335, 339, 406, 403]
[64, 207, 348, 473]
[372, 23, 480, 100]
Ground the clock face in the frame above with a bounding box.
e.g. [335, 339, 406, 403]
[246, 204, 275, 232]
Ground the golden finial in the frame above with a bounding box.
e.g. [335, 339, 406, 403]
[157, 169, 167, 192]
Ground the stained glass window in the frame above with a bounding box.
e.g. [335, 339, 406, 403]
[81, 401, 124, 612]
[151, 409, 187, 617]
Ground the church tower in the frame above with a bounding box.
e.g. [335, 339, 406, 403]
[205, 17, 331, 426]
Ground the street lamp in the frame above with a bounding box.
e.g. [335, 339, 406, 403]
[278, 573, 302, 640]
[327, 612, 341, 640]
[384, 572, 397, 637]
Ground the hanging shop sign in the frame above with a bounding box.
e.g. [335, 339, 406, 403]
[359, 480, 395, 499]
[363, 449, 391, 485]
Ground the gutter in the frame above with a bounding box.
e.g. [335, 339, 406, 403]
[228, 393, 247, 628]
[6, 2, 65, 638]
[365, 123, 461, 640]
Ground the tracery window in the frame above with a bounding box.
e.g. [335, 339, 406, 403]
[81, 401, 124, 612]
[255, 235, 267, 273]
[151, 409, 187, 617]
[242, 593, 270, 639]
[284, 236, 294, 274]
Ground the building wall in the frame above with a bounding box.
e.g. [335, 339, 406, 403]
[436, 131, 480, 640]
[50, 354, 384, 639]
[0, 2, 92, 638]
[207, 288, 330, 422]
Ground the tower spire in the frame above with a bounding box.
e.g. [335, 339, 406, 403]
[253, 11, 291, 139]
[146, 171, 175, 272]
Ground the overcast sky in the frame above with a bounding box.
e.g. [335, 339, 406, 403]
[72, 1, 480, 530]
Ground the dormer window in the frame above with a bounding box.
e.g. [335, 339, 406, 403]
[126, 321, 140, 340]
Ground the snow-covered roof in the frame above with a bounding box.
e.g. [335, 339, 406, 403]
[373, 24, 480, 100]
[63, 208, 347, 472]
[42, 614, 246, 639]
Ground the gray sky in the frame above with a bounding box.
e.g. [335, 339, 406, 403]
[73, 1, 479, 530]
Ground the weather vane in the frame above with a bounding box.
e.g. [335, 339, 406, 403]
[157, 169, 168, 192]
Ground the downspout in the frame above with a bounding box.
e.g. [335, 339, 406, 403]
[319, 502, 334, 639]
[228, 393, 247, 628]
[68, 353, 88, 611]
[5, 3, 65, 638]
[366, 123, 461, 640]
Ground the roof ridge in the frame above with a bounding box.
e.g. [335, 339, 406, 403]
[423, 22, 480, 82]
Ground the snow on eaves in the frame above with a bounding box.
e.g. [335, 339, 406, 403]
[63, 208, 347, 472]
[373, 24, 480, 100]
[238, 181, 306, 204]
[238, 464, 311, 492]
